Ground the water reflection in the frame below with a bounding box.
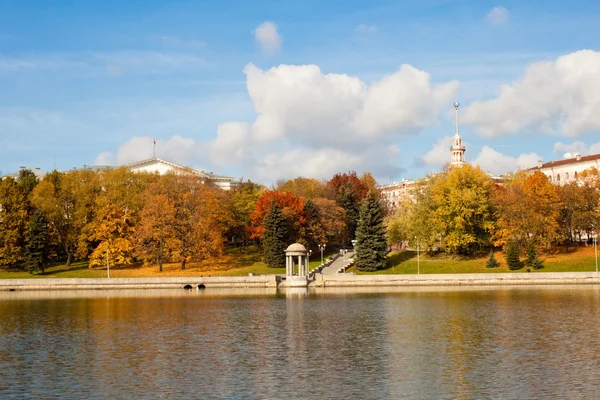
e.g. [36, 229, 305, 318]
[1, 286, 600, 398]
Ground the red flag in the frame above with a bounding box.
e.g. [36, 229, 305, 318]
[153, 139, 156, 145]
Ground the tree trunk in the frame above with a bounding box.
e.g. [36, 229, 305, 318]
[181, 258, 186, 270]
[66, 252, 72, 267]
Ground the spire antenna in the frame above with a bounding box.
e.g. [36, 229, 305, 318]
[454, 102, 460, 136]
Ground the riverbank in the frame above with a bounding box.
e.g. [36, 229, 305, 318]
[2, 271, 600, 291]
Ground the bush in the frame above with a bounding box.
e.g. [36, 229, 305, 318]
[506, 241, 522, 270]
[486, 250, 500, 268]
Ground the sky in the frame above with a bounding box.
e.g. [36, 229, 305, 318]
[2, 0, 600, 185]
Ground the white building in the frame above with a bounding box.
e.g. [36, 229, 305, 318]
[125, 158, 234, 190]
[529, 153, 600, 185]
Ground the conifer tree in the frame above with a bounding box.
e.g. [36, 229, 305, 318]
[486, 250, 500, 268]
[262, 200, 287, 268]
[506, 241, 522, 270]
[355, 192, 387, 272]
[25, 210, 49, 274]
[525, 242, 543, 270]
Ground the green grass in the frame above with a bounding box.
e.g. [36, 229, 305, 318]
[352, 246, 600, 274]
[0, 247, 340, 279]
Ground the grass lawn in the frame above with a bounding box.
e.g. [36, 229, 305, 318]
[0, 247, 340, 279]
[352, 245, 599, 275]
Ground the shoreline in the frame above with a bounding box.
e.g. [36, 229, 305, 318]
[1, 271, 600, 291]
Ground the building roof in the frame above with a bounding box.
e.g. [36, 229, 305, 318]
[531, 153, 600, 170]
[2, 167, 47, 180]
[285, 243, 307, 253]
[124, 157, 234, 182]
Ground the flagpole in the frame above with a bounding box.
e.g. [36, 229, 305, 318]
[153, 138, 156, 158]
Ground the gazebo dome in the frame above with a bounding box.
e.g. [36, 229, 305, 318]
[285, 243, 307, 253]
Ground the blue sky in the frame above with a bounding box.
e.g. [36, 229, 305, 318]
[2, 0, 600, 184]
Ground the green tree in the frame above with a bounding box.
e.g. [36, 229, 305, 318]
[506, 241, 522, 270]
[25, 210, 50, 274]
[355, 192, 388, 272]
[262, 200, 287, 268]
[525, 242, 543, 270]
[486, 250, 500, 268]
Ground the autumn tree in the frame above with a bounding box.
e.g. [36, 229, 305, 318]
[135, 187, 177, 272]
[387, 177, 442, 252]
[276, 177, 326, 199]
[327, 172, 373, 241]
[493, 171, 561, 250]
[25, 210, 50, 274]
[250, 190, 306, 245]
[224, 180, 264, 247]
[432, 165, 496, 255]
[262, 200, 287, 268]
[355, 192, 387, 272]
[84, 168, 154, 268]
[311, 198, 348, 245]
[0, 177, 30, 269]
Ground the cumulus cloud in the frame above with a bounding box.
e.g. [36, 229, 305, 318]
[554, 141, 600, 157]
[422, 136, 453, 166]
[485, 6, 509, 26]
[253, 21, 282, 53]
[464, 50, 600, 138]
[472, 146, 540, 175]
[205, 62, 457, 182]
[96, 135, 200, 166]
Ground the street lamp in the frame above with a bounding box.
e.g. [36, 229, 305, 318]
[415, 237, 420, 275]
[308, 249, 312, 270]
[340, 249, 348, 273]
[594, 234, 598, 273]
[318, 244, 325, 265]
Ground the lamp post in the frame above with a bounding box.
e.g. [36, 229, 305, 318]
[308, 249, 312, 271]
[415, 237, 420, 275]
[318, 244, 325, 265]
[340, 249, 348, 272]
[594, 234, 598, 273]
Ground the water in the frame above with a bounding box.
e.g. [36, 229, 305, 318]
[1, 286, 600, 399]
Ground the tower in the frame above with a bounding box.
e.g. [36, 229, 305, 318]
[450, 102, 466, 167]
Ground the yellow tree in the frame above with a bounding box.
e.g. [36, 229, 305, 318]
[432, 165, 496, 255]
[493, 171, 561, 250]
[135, 187, 177, 272]
[0, 177, 28, 268]
[85, 168, 155, 268]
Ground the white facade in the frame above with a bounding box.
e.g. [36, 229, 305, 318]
[531, 153, 600, 185]
[380, 179, 417, 208]
[125, 158, 234, 190]
[450, 102, 466, 167]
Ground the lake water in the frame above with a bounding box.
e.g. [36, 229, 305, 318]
[1, 286, 600, 399]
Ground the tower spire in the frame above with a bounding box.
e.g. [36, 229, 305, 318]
[454, 101, 460, 136]
[450, 102, 466, 167]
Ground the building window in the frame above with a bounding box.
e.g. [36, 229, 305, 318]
[557, 174, 560, 182]
[566, 172, 569, 181]
[574, 171, 578, 180]
[548, 175, 552, 183]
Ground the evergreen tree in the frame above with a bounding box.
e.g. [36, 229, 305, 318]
[525, 242, 543, 270]
[486, 250, 500, 268]
[355, 192, 387, 272]
[262, 200, 287, 268]
[339, 185, 360, 241]
[506, 241, 522, 270]
[25, 210, 49, 274]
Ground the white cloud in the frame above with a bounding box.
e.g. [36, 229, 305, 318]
[554, 141, 600, 157]
[464, 50, 600, 138]
[485, 6, 509, 26]
[423, 136, 453, 166]
[96, 135, 200, 166]
[472, 146, 540, 175]
[206, 62, 455, 182]
[253, 21, 282, 53]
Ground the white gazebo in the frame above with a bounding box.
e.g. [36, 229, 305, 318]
[285, 243, 308, 277]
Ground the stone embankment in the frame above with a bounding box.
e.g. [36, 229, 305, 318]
[311, 272, 600, 287]
[2, 272, 600, 291]
[0, 276, 278, 291]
